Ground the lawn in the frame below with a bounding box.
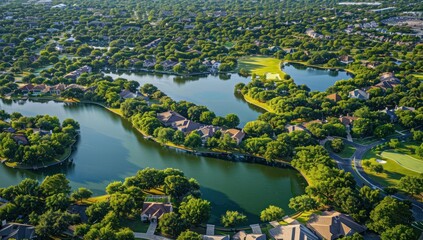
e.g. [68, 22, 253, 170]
[237, 56, 287, 79]
[361, 150, 421, 187]
[224, 41, 236, 49]
[120, 218, 150, 233]
[324, 141, 356, 158]
[294, 210, 322, 224]
[381, 151, 423, 173]
[242, 94, 274, 112]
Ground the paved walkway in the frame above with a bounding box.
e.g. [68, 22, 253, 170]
[250, 224, 262, 234]
[133, 232, 171, 240]
[147, 222, 157, 235]
[206, 224, 215, 235]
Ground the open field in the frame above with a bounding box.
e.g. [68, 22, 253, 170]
[238, 56, 286, 79]
[242, 94, 275, 112]
[381, 151, 423, 173]
[412, 73, 423, 79]
[362, 150, 421, 187]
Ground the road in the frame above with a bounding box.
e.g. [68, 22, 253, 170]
[325, 137, 423, 221]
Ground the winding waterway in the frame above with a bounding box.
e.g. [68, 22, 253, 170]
[0, 99, 306, 224]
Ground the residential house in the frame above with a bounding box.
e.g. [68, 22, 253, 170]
[157, 111, 186, 127]
[222, 129, 245, 145]
[12, 135, 29, 145]
[143, 59, 156, 68]
[381, 108, 397, 123]
[233, 231, 266, 240]
[31, 84, 49, 96]
[373, 72, 401, 90]
[160, 60, 178, 70]
[339, 55, 354, 64]
[33, 129, 52, 136]
[18, 84, 34, 94]
[172, 120, 203, 134]
[119, 90, 138, 99]
[307, 211, 366, 240]
[3, 127, 16, 133]
[197, 125, 221, 143]
[326, 93, 342, 102]
[140, 202, 173, 222]
[348, 89, 369, 100]
[339, 115, 358, 130]
[364, 61, 381, 69]
[64, 66, 92, 80]
[203, 235, 230, 240]
[268, 224, 319, 240]
[285, 124, 307, 133]
[49, 84, 66, 95]
[0, 221, 36, 240]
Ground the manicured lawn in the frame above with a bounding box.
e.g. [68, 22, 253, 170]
[361, 150, 421, 187]
[324, 141, 356, 158]
[120, 218, 150, 233]
[84, 194, 110, 203]
[242, 94, 274, 112]
[238, 56, 286, 79]
[381, 151, 423, 173]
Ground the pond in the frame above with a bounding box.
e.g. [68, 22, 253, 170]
[0, 99, 307, 224]
[282, 63, 353, 91]
[105, 72, 265, 127]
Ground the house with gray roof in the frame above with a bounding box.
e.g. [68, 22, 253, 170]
[269, 224, 319, 240]
[307, 211, 366, 240]
[0, 222, 36, 240]
[348, 89, 369, 100]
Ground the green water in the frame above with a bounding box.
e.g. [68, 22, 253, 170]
[0, 99, 306, 224]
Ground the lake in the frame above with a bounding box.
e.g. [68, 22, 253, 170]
[282, 63, 353, 91]
[105, 72, 265, 127]
[0, 99, 307, 224]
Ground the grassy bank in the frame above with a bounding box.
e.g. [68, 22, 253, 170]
[242, 94, 275, 113]
[283, 60, 356, 75]
[238, 56, 287, 79]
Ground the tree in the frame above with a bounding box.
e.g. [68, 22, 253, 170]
[116, 228, 135, 240]
[159, 212, 189, 237]
[177, 230, 202, 240]
[35, 210, 77, 238]
[164, 175, 191, 200]
[260, 205, 284, 222]
[368, 197, 414, 233]
[340, 232, 364, 240]
[71, 188, 93, 202]
[218, 133, 236, 151]
[45, 193, 70, 211]
[225, 114, 240, 128]
[179, 197, 211, 226]
[288, 195, 319, 212]
[40, 174, 71, 196]
[243, 120, 273, 137]
[388, 139, 400, 149]
[221, 211, 247, 227]
[109, 193, 136, 218]
[330, 139, 345, 153]
[397, 176, 423, 197]
[86, 201, 110, 223]
[380, 224, 417, 240]
[184, 131, 202, 148]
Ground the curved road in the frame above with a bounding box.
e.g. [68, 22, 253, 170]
[325, 137, 423, 221]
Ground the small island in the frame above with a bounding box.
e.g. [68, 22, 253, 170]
[0, 110, 80, 169]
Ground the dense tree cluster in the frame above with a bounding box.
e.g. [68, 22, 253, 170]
[0, 112, 79, 166]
